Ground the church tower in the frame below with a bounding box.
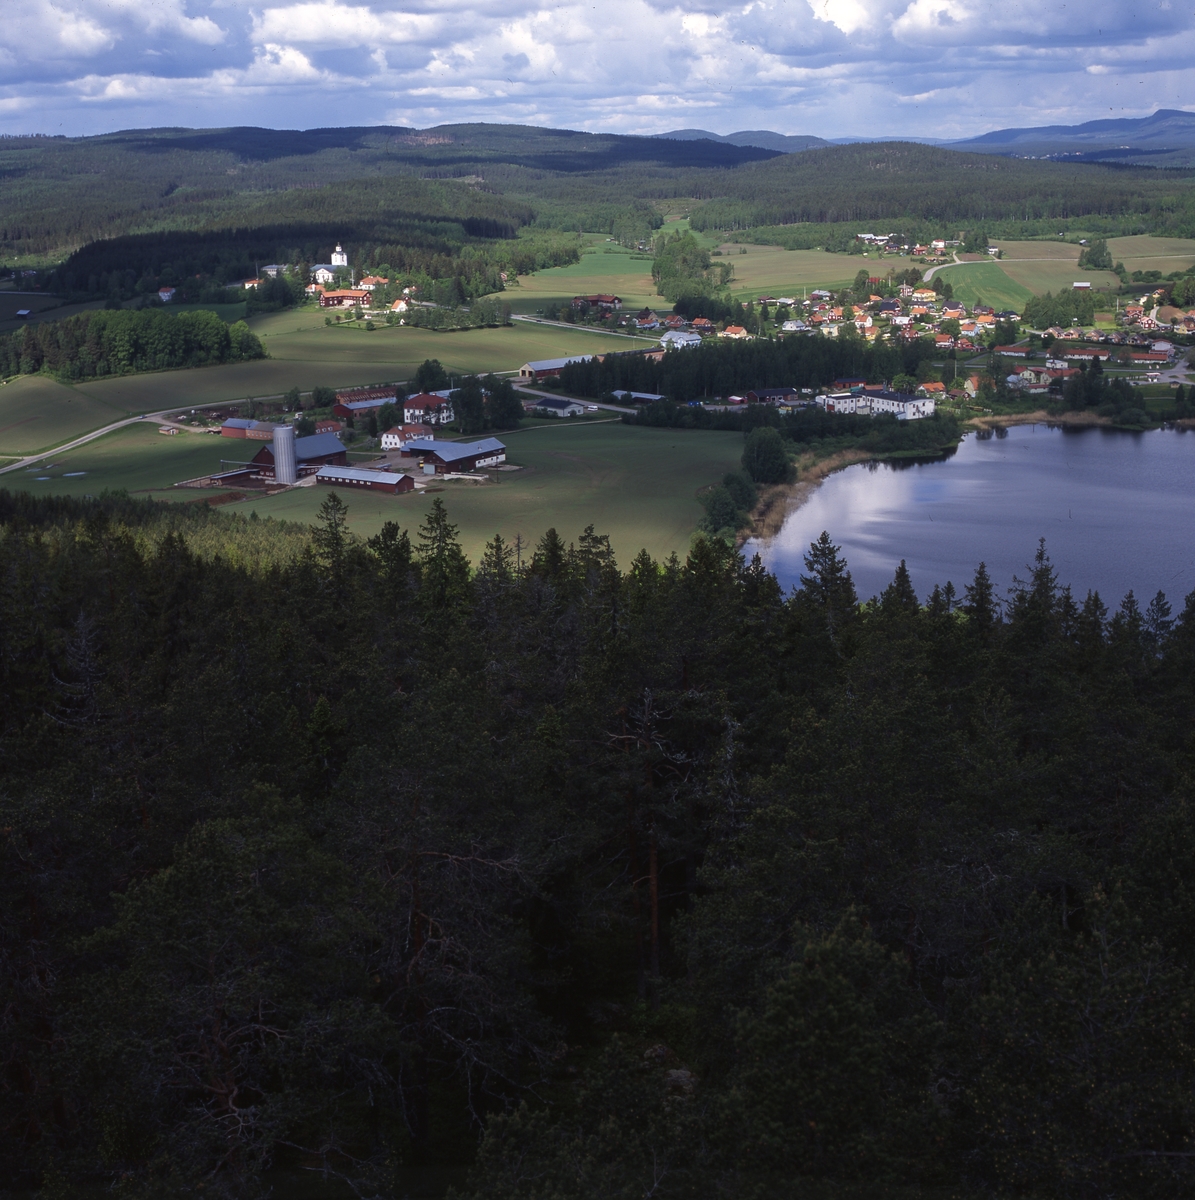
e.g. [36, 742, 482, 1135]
[331, 243, 348, 267]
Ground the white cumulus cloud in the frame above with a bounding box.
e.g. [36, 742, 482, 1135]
[0, 0, 1191, 138]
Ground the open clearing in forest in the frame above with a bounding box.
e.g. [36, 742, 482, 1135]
[19, 420, 746, 564]
[0, 375, 129, 455]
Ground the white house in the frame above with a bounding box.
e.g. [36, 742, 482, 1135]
[381, 425, 433, 451]
[870, 390, 935, 419]
[311, 266, 338, 285]
[403, 393, 455, 426]
[816, 391, 864, 414]
[158, 287, 176, 303]
[659, 330, 702, 349]
[534, 397, 586, 417]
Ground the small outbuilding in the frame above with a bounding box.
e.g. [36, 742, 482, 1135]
[533, 398, 585, 418]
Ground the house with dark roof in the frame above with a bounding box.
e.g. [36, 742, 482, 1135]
[215, 431, 347, 485]
[745, 387, 799, 405]
[400, 438, 506, 473]
[220, 418, 277, 441]
[518, 356, 595, 382]
[403, 393, 455, 426]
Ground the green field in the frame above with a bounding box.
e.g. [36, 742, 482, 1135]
[920, 261, 1032, 310]
[500, 243, 659, 313]
[9, 420, 746, 564]
[0, 375, 130, 454]
[0, 420, 235, 496]
[720, 244, 859, 302]
[994, 240, 1081, 262]
[0, 292, 105, 335]
[171, 301, 249, 321]
[1107, 235, 1195, 274]
[0, 316, 656, 454]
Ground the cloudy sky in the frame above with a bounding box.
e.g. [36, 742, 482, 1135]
[1, 0, 1192, 140]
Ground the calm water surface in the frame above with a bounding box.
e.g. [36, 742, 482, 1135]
[748, 425, 1195, 605]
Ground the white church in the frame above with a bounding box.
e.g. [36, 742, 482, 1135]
[311, 244, 349, 285]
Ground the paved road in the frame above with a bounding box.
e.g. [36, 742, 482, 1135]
[510, 314, 657, 345]
[514, 384, 635, 414]
[921, 254, 962, 282]
[0, 397, 247, 477]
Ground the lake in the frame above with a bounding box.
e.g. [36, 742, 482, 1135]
[748, 424, 1195, 606]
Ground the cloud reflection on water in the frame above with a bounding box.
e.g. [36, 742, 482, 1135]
[749, 425, 1195, 606]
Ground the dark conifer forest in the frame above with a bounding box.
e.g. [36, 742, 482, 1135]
[2, 489, 1195, 1198]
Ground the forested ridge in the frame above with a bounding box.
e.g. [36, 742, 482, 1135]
[3, 489, 1195, 1198]
[5, 124, 1195, 273]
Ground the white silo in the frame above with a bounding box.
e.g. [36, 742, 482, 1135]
[273, 424, 297, 485]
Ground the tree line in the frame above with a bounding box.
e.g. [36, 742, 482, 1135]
[1021, 288, 1100, 329]
[0, 308, 264, 381]
[560, 331, 939, 401]
[2, 489, 1195, 1199]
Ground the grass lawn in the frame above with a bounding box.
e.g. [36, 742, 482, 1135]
[921, 262, 1032, 311]
[0, 375, 130, 455]
[0, 421, 234, 496]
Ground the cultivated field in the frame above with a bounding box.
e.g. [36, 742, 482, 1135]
[2, 421, 232, 496]
[1107, 235, 1195, 259]
[17, 420, 746, 564]
[240, 422, 745, 562]
[921, 262, 1032, 311]
[719, 244, 859, 301]
[0, 317, 654, 455]
[0, 375, 130, 455]
[500, 244, 659, 313]
[997, 259, 1120, 295]
[994, 241, 1082, 261]
[0, 293, 104, 336]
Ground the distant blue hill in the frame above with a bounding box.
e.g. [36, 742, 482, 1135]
[947, 109, 1195, 165]
[652, 128, 829, 153]
[653, 112, 1195, 165]
[951, 108, 1195, 147]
